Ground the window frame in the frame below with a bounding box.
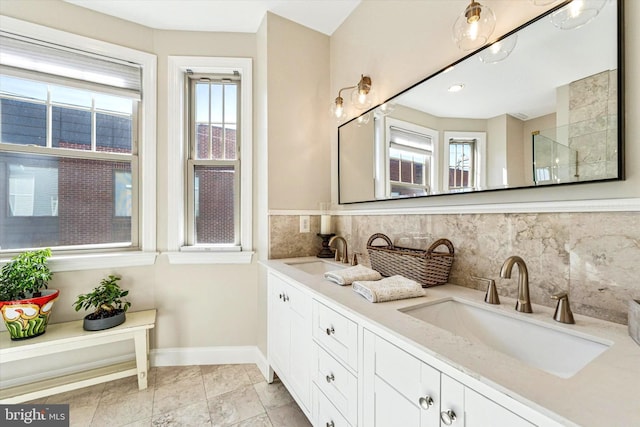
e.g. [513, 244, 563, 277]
[380, 117, 439, 198]
[443, 131, 487, 193]
[186, 75, 241, 247]
[0, 16, 157, 271]
[166, 56, 253, 264]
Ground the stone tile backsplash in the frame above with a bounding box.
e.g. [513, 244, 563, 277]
[269, 212, 640, 325]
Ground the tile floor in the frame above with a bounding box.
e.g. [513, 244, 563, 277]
[33, 364, 312, 427]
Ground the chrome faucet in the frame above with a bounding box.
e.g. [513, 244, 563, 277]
[328, 236, 349, 264]
[500, 256, 532, 313]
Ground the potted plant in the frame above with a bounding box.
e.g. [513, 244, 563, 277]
[0, 248, 58, 340]
[73, 274, 131, 331]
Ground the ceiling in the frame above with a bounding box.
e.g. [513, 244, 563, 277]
[63, 0, 361, 35]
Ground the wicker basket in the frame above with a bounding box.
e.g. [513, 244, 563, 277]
[366, 233, 454, 288]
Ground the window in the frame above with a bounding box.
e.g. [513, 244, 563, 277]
[443, 131, 487, 193]
[0, 21, 157, 264]
[187, 75, 240, 246]
[380, 119, 438, 198]
[448, 138, 476, 191]
[166, 57, 252, 263]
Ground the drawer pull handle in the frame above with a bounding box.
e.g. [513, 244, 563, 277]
[418, 395, 434, 410]
[441, 409, 457, 425]
[326, 373, 335, 383]
[325, 326, 335, 335]
[326, 422, 335, 427]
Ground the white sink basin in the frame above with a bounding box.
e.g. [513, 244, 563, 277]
[400, 298, 612, 378]
[285, 260, 345, 275]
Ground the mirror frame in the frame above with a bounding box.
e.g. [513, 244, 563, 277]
[337, 0, 625, 205]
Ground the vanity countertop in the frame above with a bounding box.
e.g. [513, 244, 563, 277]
[262, 257, 640, 427]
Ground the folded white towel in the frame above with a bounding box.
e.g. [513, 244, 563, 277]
[352, 275, 425, 303]
[324, 265, 382, 286]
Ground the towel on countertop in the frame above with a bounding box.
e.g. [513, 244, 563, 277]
[352, 275, 425, 303]
[324, 265, 382, 286]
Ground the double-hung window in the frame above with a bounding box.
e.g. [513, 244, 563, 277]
[187, 74, 240, 247]
[388, 125, 435, 198]
[166, 57, 252, 263]
[0, 28, 153, 257]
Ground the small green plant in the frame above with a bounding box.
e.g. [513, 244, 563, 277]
[0, 248, 53, 301]
[73, 275, 131, 320]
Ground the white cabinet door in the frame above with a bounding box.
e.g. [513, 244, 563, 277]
[363, 330, 441, 427]
[289, 308, 310, 405]
[268, 274, 290, 377]
[465, 388, 534, 427]
[267, 273, 311, 412]
[372, 375, 423, 427]
[440, 375, 465, 427]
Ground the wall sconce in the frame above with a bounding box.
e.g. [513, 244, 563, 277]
[453, 1, 496, 51]
[478, 33, 518, 63]
[330, 74, 373, 121]
[550, 0, 606, 30]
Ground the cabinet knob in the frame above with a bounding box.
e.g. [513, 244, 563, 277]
[284, 294, 289, 302]
[278, 293, 283, 300]
[326, 421, 335, 427]
[440, 409, 457, 425]
[418, 395, 434, 410]
[325, 326, 335, 335]
[326, 373, 335, 383]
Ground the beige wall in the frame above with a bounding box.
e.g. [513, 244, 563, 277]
[266, 13, 330, 210]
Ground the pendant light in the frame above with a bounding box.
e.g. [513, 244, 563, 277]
[550, 0, 606, 30]
[478, 34, 518, 63]
[453, 1, 496, 51]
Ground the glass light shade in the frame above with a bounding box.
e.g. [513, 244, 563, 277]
[478, 34, 518, 63]
[350, 85, 374, 110]
[330, 96, 347, 121]
[453, 1, 496, 51]
[356, 112, 371, 127]
[378, 101, 396, 116]
[551, 0, 606, 30]
[530, 0, 558, 5]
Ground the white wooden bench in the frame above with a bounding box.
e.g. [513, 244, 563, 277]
[0, 309, 156, 403]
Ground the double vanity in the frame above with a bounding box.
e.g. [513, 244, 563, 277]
[263, 257, 640, 427]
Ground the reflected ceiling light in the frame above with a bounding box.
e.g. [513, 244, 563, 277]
[356, 112, 371, 127]
[378, 101, 396, 116]
[452, 1, 496, 51]
[448, 83, 465, 92]
[478, 34, 518, 63]
[530, 0, 559, 5]
[551, 0, 606, 30]
[330, 74, 373, 121]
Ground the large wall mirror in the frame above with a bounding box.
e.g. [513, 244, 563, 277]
[338, 0, 623, 204]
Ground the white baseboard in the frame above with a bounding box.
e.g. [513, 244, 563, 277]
[1, 346, 271, 389]
[151, 346, 270, 381]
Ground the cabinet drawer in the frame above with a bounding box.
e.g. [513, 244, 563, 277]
[374, 335, 440, 406]
[313, 301, 358, 371]
[315, 345, 358, 426]
[315, 386, 352, 427]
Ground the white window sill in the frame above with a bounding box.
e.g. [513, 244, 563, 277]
[165, 251, 254, 265]
[17, 252, 159, 273]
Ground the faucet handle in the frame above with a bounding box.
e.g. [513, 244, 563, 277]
[351, 252, 359, 266]
[551, 292, 575, 324]
[472, 276, 500, 305]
